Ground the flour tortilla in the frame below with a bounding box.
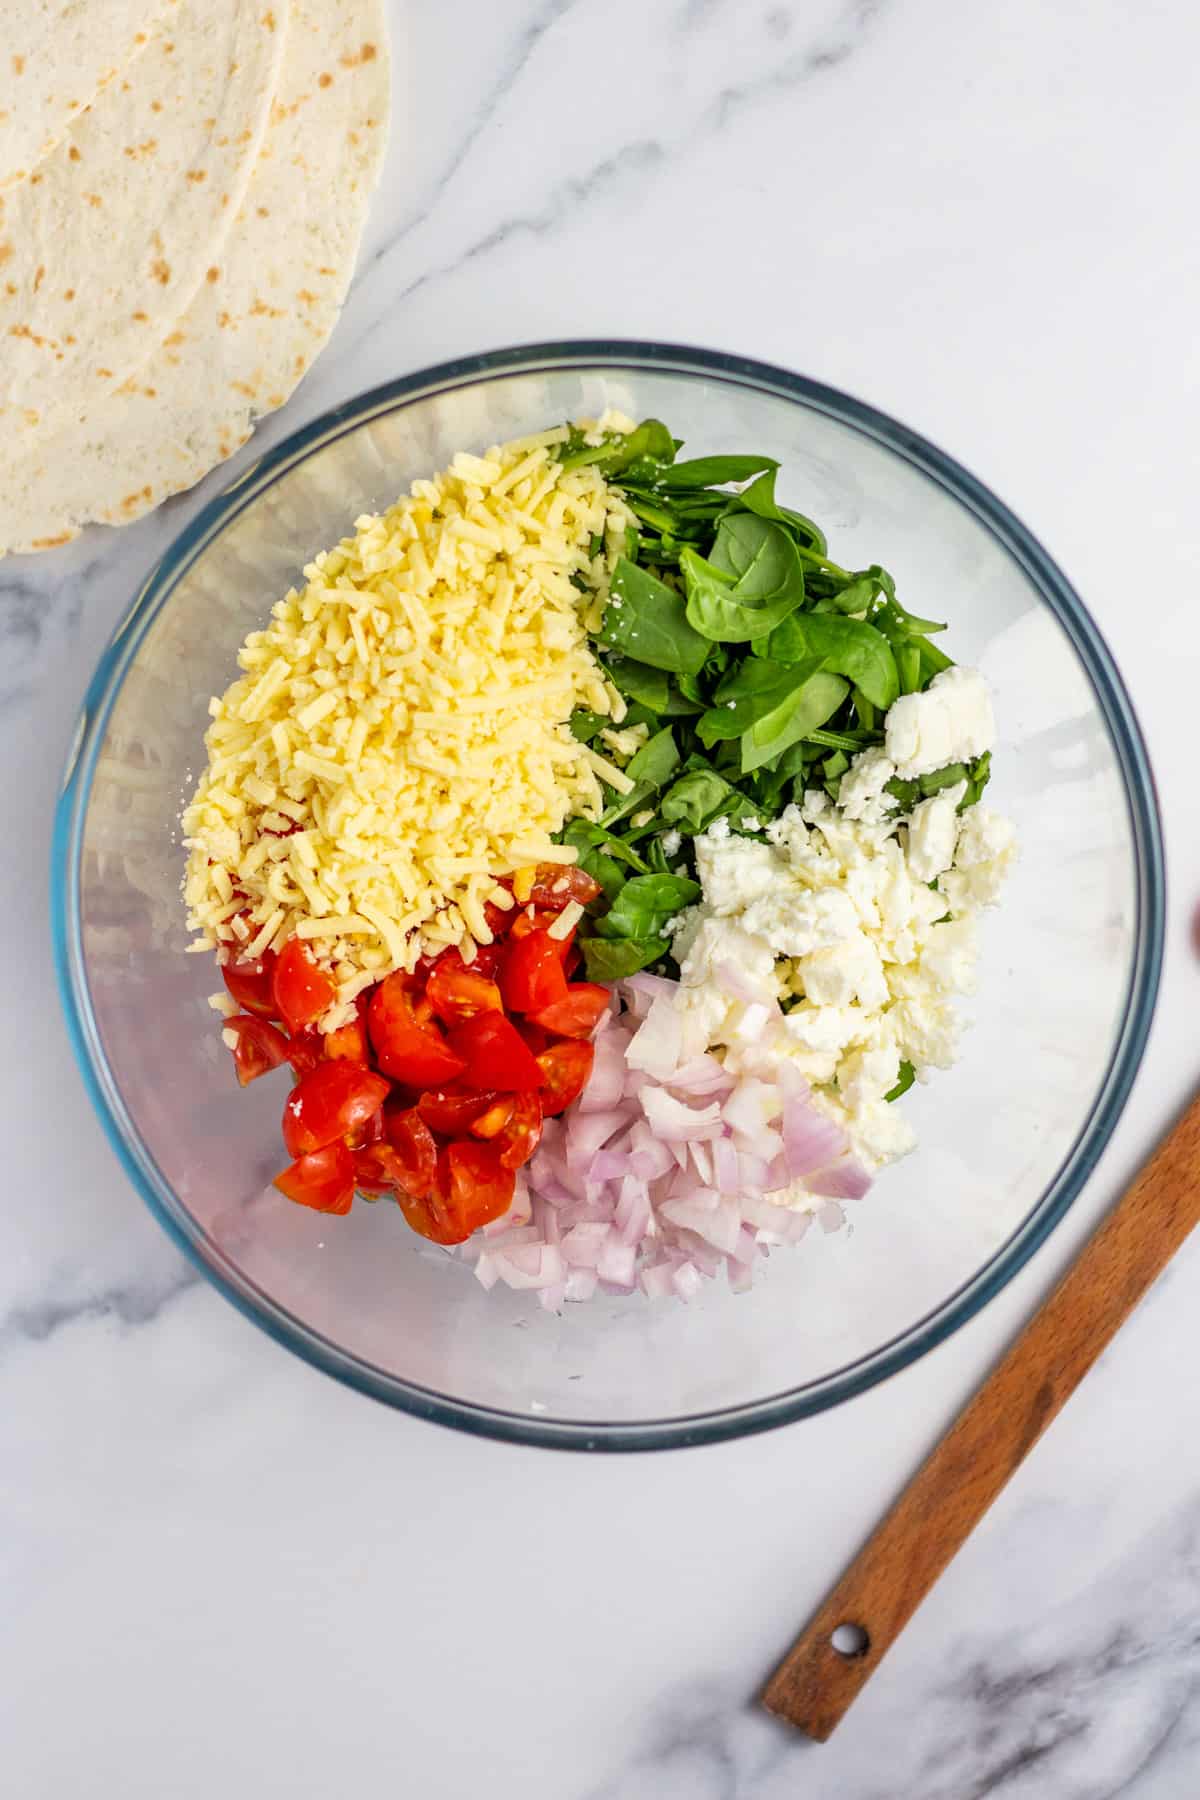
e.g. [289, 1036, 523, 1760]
[0, 0, 176, 190]
[0, 0, 288, 434]
[0, 0, 389, 554]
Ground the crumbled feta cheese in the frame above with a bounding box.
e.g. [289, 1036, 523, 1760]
[885, 666, 995, 778]
[741, 886, 859, 957]
[693, 834, 782, 916]
[837, 746, 898, 823]
[796, 931, 889, 1009]
[904, 780, 966, 882]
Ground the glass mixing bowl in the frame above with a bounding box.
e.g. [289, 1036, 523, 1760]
[53, 344, 1163, 1450]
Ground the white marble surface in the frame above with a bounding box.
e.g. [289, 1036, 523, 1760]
[4, 1, 1200, 1793]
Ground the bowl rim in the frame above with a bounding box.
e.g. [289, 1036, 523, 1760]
[52, 339, 1165, 1451]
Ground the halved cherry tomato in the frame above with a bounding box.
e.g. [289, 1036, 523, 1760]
[399, 1140, 515, 1244]
[529, 983, 610, 1041]
[500, 928, 570, 1013]
[479, 1089, 543, 1170]
[416, 1085, 500, 1136]
[368, 974, 466, 1088]
[281, 1061, 391, 1158]
[425, 948, 503, 1026]
[273, 1141, 355, 1214]
[514, 1018, 551, 1057]
[286, 1028, 324, 1078]
[468, 1096, 515, 1139]
[324, 1015, 370, 1063]
[272, 938, 337, 1035]
[507, 907, 570, 944]
[225, 1015, 290, 1086]
[352, 1139, 427, 1197]
[536, 1040, 594, 1115]
[448, 1011, 544, 1092]
[465, 940, 504, 978]
[222, 950, 278, 1019]
[562, 943, 582, 981]
[529, 866, 602, 910]
[381, 1107, 438, 1197]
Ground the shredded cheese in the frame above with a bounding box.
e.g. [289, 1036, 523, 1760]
[183, 430, 635, 1007]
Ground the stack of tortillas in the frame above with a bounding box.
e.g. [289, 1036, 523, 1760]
[0, 0, 390, 556]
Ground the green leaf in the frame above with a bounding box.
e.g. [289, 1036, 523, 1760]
[885, 775, 921, 810]
[659, 768, 745, 832]
[917, 635, 955, 684]
[708, 513, 801, 601]
[593, 873, 700, 941]
[918, 762, 970, 797]
[681, 542, 805, 643]
[558, 817, 650, 875]
[896, 642, 921, 694]
[741, 670, 849, 773]
[625, 726, 679, 790]
[658, 453, 778, 489]
[580, 936, 669, 981]
[599, 557, 710, 675]
[766, 613, 899, 710]
[568, 709, 607, 743]
[734, 470, 828, 553]
[697, 656, 824, 745]
[885, 1060, 916, 1103]
[606, 657, 670, 711]
[558, 418, 675, 476]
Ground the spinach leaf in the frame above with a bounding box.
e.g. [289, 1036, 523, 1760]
[960, 750, 991, 809]
[697, 656, 823, 745]
[885, 774, 921, 810]
[658, 767, 760, 833]
[766, 613, 899, 710]
[917, 635, 955, 683]
[918, 762, 970, 797]
[681, 541, 805, 643]
[625, 726, 679, 789]
[558, 418, 675, 477]
[885, 1061, 916, 1103]
[895, 642, 921, 694]
[599, 557, 710, 675]
[734, 469, 828, 553]
[606, 657, 670, 711]
[741, 671, 849, 773]
[593, 873, 700, 941]
[658, 452, 778, 489]
[559, 818, 650, 875]
[569, 709, 608, 743]
[709, 513, 801, 600]
[580, 936, 669, 982]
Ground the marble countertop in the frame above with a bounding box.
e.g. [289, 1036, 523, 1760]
[5, 1, 1200, 1793]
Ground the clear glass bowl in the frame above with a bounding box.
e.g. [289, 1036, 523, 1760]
[53, 344, 1164, 1450]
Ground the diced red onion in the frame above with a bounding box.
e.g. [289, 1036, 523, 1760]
[564, 1267, 598, 1303]
[641, 1086, 724, 1142]
[806, 1156, 873, 1201]
[672, 1262, 704, 1301]
[781, 1095, 849, 1178]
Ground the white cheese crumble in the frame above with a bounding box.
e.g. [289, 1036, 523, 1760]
[885, 666, 995, 778]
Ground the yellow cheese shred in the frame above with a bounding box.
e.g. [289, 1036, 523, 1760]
[182, 426, 635, 1017]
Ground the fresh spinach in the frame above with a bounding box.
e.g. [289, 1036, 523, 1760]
[766, 612, 899, 710]
[580, 936, 670, 981]
[599, 557, 710, 675]
[659, 452, 779, 489]
[740, 670, 849, 773]
[625, 726, 680, 789]
[885, 1061, 916, 1103]
[557, 418, 676, 477]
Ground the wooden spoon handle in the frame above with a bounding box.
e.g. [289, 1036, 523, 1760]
[763, 1090, 1200, 1741]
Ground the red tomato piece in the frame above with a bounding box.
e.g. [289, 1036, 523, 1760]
[500, 928, 570, 1013]
[368, 974, 467, 1088]
[381, 1107, 438, 1198]
[514, 1017, 551, 1057]
[425, 949, 504, 1026]
[416, 1085, 500, 1136]
[466, 940, 504, 978]
[468, 1096, 515, 1140]
[507, 907, 570, 944]
[221, 950, 278, 1019]
[273, 1141, 355, 1214]
[529, 865, 602, 910]
[562, 944, 582, 980]
[535, 1041, 594, 1115]
[286, 1028, 324, 1078]
[399, 1140, 516, 1244]
[281, 1061, 391, 1159]
[483, 1089, 543, 1169]
[272, 938, 337, 1035]
[324, 1016, 370, 1063]
[224, 1015, 290, 1086]
[352, 1143, 403, 1197]
[529, 983, 611, 1041]
[447, 1012, 545, 1093]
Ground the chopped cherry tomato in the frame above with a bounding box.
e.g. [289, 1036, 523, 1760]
[529, 983, 611, 1041]
[481, 1089, 543, 1170]
[368, 973, 466, 1088]
[324, 1015, 370, 1062]
[466, 941, 504, 978]
[399, 1140, 515, 1244]
[562, 943, 582, 980]
[447, 1011, 544, 1092]
[507, 907, 570, 944]
[272, 938, 337, 1035]
[500, 928, 570, 1013]
[225, 1015, 290, 1086]
[425, 948, 503, 1026]
[468, 1096, 515, 1139]
[416, 1085, 500, 1136]
[529, 865, 602, 910]
[352, 1139, 426, 1197]
[273, 1141, 355, 1214]
[222, 950, 278, 1018]
[536, 1041, 594, 1115]
[286, 1028, 324, 1078]
[514, 1017, 551, 1057]
[281, 1061, 391, 1159]
[381, 1107, 438, 1197]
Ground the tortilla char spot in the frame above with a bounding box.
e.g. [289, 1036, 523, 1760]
[121, 493, 140, 511]
[31, 173, 42, 186]
[6, 282, 17, 295]
[151, 100, 163, 113]
[164, 330, 184, 346]
[133, 311, 149, 323]
[64, 288, 75, 300]
[233, 379, 255, 397]
[143, 387, 157, 398]
[297, 288, 317, 305]
[263, 8, 276, 27]
[96, 366, 112, 377]
[219, 310, 233, 328]
[0, 243, 11, 266]
[206, 267, 220, 283]
[256, 206, 269, 217]
[32, 534, 73, 549]
[318, 72, 332, 88]
[23, 409, 39, 426]
[163, 42, 175, 54]
[12, 54, 25, 75]
[267, 393, 283, 408]
[143, 486, 152, 498]
[33, 265, 44, 291]
[294, 354, 304, 372]
[86, 193, 102, 207]
[317, 266, 335, 276]
[151, 260, 171, 285]
[64, 331, 76, 343]
[187, 169, 207, 183]
[69, 145, 81, 162]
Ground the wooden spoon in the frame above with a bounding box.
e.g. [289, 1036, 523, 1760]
[763, 1090, 1200, 1741]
